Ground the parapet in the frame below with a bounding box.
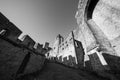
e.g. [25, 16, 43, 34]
[0, 12, 51, 79]
[44, 42, 49, 49]
[0, 12, 51, 55]
[0, 12, 22, 42]
[35, 43, 43, 53]
[5, 22, 22, 41]
[21, 35, 35, 49]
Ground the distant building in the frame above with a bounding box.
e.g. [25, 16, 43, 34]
[47, 31, 85, 68]
[48, 0, 120, 72]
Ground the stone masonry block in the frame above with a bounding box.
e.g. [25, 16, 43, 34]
[88, 52, 106, 71]
[102, 53, 120, 73]
[24, 54, 45, 74]
[0, 22, 22, 42]
[63, 57, 67, 65]
[21, 35, 35, 50]
[0, 38, 27, 80]
[36, 43, 43, 53]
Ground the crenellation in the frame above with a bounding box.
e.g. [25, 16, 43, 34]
[0, 20, 22, 42]
[0, 0, 120, 79]
[48, 31, 85, 68]
[7, 22, 22, 37]
[0, 12, 51, 80]
[44, 42, 49, 49]
[47, 0, 120, 75]
[20, 35, 36, 50]
[36, 43, 43, 53]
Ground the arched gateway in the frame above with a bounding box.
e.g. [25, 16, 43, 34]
[76, 0, 120, 71]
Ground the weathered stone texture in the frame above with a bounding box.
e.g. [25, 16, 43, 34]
[0, 38, 27, 80]
[0, 38, 46, 80]
[75, 0, 120, 72]
[21, 35, 35, 49]
[87, 19, 115, 55]
[102, 53, 120, 73]
[93, 0, 120, 40]
[0, 12, 48, 80]
[24, 54, 45, 74]
[76, 1, 98, 53]
[49, 32, 79, 67]
[49, 31, 86, 68]
[93, 0, 120, 56]
[75, 40, 85, 68]
[85, 60, 92, 70]
[88, 52, 105, 71]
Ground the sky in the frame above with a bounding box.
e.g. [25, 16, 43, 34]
[0, 0, 79, 45]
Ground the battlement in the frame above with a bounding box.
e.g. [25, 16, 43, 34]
[0, 22, 22, 41]
[48, 31, 85, 68]
[0, 0, 120, 79]
[35, 43, 43, 53]
[21, 35, 36, 49]
[0, 12, 52, 80]
[0, 12, 22, 42]
[0, 12, 51, 55]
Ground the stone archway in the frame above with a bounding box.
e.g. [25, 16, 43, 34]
[85, 0, 120, 56]
[85, 0, 99, 20]
[83, 0, 116, 55]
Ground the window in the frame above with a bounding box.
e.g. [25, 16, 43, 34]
[66, 44, 68, 47]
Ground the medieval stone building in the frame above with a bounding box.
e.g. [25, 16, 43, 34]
[48, 0, 120, 72]
[0, 12, 51, 80]
[75, 0, 120, 72]
[0, 0, 120, 80]
[47, 30, 85, 68]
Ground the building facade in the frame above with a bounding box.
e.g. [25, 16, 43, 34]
[48, 0, 120, 72]
[75, 0, 120, 71]
[0, 12, 51, 80]
[48, 31, 85, 68]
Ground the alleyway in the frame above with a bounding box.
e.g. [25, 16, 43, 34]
[17, 60, 117, 80]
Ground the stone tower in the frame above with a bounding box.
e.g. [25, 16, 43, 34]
[75, 0, 120, 71]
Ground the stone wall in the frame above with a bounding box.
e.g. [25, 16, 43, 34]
[48, 0, 120, 73]
[93, 0, 120, 56]
[75, 0, 120, 72]
[0, 12, 49, 80]
[48, 31, 85, 68]
[49, 32, 78, 67]
[102, 53, 120, 73]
